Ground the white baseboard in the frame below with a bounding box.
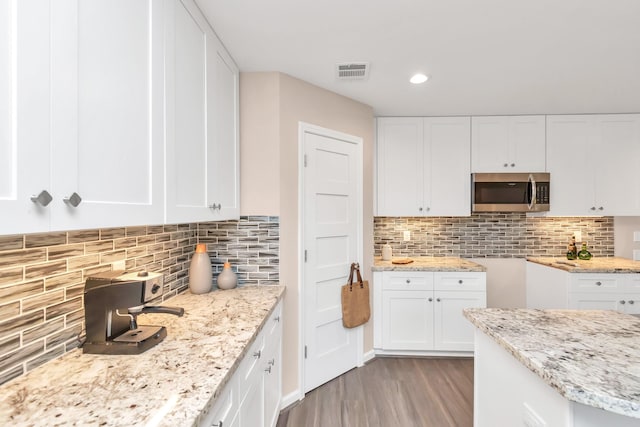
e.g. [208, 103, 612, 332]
[280, 389, 303, 411]
[362, 349, 376, 364]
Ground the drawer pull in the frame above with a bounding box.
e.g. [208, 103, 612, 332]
[274, 316, 280, 322]
[595, 281, 602, 286]
[428, 297, 433, 302]
[63, 192, 82, 207]
[30, 190, 53, 207]
[406, 279, 411, 284]
[268, 358, 275, 366]
[265, 366, 272, 374]
[212, 422, 223, 427]
[629, 300, 635, 305]
[436, 298, 441, 302]
[458, 280, 463, 284]
[253, 350, 261, 359]
[620, 300, 626, 305]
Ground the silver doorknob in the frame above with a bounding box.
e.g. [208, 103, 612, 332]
[63, 192, 82, 207]
[30, 190, 53, 207]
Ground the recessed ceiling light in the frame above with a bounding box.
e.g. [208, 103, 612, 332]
[410, 73, 429, 84]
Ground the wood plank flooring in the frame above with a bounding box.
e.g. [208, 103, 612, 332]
[276, 357, 474, 427]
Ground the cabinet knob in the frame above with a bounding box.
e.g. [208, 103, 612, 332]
[629, 300, 635, 305]
[595, 281, 602, 286]
[264, 366, 272, 374]
[620, 300, 626, 305]
[503, 163, 508, 167]
[458, 280, 463, 284]
[268, 358, 275, 366]
[510, 163, 515, 167]
[598, 206, 604, 211]
[436, 298, 441, 302]
[590, 207, 596, 211]
[406, 279, 411, 284]
[253, 350, 261, 359]
[428, 297, 433, 302]
[63, 192, 82, 207]
[418, 207, 423, 212]
[209, 203, 221, 211]
[212, 422, 223, 427]
[274, 316, 280, 322]
[30, 190, 53, 207]
[426, 207, 430, 212]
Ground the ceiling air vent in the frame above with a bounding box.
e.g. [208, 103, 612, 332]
[336, 62, 369, 80]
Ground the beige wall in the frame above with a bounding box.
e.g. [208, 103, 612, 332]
[614, 217, 640, 258]
[240, 72, 374, 399]
[239, 72, 280, 215]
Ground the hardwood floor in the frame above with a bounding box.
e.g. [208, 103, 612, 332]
[276, 357, 474, 427]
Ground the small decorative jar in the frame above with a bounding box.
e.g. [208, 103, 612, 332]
[382, 244, 392, 261]
[217, 262, 238, 290]
[189, 244, 212, 294]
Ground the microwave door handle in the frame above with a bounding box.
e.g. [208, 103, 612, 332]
[528, 174, 536, 210]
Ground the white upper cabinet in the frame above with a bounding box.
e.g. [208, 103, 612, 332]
[547, 114, 640, 216]
[376, 117, 470, 217]
[50, 0, 165, 231]
[471, 115, 546, 172]
[165, 0, 239, 223]
[0, 0, 52, 234]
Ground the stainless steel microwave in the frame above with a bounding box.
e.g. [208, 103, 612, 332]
[472, 173, 550, 212]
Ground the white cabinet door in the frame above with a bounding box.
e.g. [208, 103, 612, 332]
[425, 117, 471, 216]
[434, 290, 486, 351]
[376, 117, 471, 216]
[471, 115, 545, 172]
[546, 115, 597, 216]
[376, 118, 423, 216]
[165, 0, 239, 223]
[0, 0, 52, 234]
[593, 114, 640, 216]
[50, 0, 164, 231]
[382, 290, 434, 350]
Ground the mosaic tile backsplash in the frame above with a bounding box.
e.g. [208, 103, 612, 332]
[374, 214, 615, 258]
[0, 216, 279, 386]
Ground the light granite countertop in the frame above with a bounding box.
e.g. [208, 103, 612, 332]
[372, 256, 486, 272]
[0, 285, 285, 427]
[527, 256, 640, 273]
[464, 308, 640, 418]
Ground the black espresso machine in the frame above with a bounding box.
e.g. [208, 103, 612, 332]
[83, 271, 184, 355]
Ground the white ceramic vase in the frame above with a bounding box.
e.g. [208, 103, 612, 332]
[189, 244, 212, 294]
[217, 262, 238, 290]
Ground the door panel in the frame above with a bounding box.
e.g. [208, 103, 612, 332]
[382, 290, 434, 350]
[303, 128, 361, 393]
[434, 290, 485, 351]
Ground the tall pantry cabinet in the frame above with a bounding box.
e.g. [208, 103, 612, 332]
[0, 0, 239, 236]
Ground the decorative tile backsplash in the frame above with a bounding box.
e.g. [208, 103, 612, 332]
[374, 214, 615, 258]
[0, 216, 279, 386]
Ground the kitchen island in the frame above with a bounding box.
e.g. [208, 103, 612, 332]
[464, 308, 640, 427]
[0, 285, 285, 426]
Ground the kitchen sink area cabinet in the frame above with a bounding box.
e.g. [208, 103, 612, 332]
[471, 115, 546, 173]
[376, 117, 471, 217]
[165, 0, 239, 224]
[373, 267, 487, 354]
[547, 114, 640, 216]
[526, 260, 640, 314]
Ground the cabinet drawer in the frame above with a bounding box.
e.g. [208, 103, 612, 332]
[237, 332, 265, 401]
[434, 272, 486, 292]
[382, 272, 433, 291]
[569, 274, 620, 292]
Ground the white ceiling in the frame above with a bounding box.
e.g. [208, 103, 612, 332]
[195, 0, 640, 117]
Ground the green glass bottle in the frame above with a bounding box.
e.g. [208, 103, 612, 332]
[578, 242, 592, 260]
[566, 237, 577, 260]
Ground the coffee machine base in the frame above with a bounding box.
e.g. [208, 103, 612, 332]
[83, 325, 167, 355]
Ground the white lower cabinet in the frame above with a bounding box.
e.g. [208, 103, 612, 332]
[526, 262, 640, 315]
[374, 271, 486, 353]
[201, 301, 282, 427]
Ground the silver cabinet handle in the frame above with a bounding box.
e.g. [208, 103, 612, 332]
[428, 297, 433, 302]
[30, 190, 53, 207]
[458, 280, 463, 284]
[595, 281, 602, 286]
[253, 350, 261, 359]
[63, 192, 82, 207]
[436, 298, 441, 302]
[629, 300, 635, 305]
[620, 300, 626, 305]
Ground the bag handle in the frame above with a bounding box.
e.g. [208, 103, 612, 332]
[347, 262, 364, 291]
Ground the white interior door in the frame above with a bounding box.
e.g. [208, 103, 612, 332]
[302, 124, 362, 393]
